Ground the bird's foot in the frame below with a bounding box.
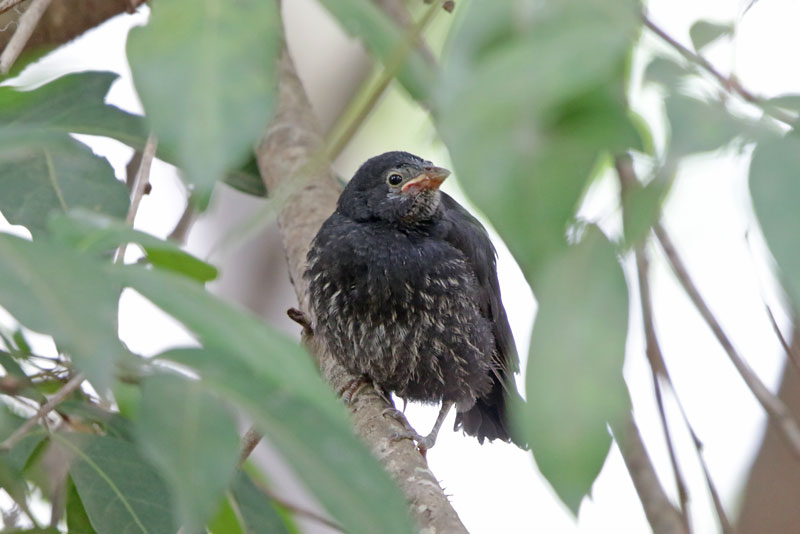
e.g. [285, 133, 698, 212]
[382, 408, 437, 453]
[390, 429, 437, 451]
[338, 376, 369, 406]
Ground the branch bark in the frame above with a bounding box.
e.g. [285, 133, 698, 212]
[255, 42, 468, 534]
[0, 0, 144, 57]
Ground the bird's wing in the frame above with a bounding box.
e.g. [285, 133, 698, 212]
[438, 193, 519, 374]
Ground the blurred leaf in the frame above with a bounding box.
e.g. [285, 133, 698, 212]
[49, 210, 217, 282]
[0, 350, 46, 402]
[316, 0, 435, 104]
[0, 407, 40, 504]
[437, 0, 641, 279]
[66, 475, 98, 534]
[223, 156, 267, 197]
[622, 174, 673, 247]
[57, 433, 176, 534]
[209, 494, 244, 534]
[0, 138, 129, 238]
[749, 133, 800, 305]
[230, 472, 291, 534]
[519, 226, 630, 512]
[689, 20, 733, 51]
[127, 0, 282, 197]
[0, 233, 125, 390]
[136, 374, 240, 531]
[163, 347, 411, 534]
[111, 266, 337, 416]
[766, 94, 800, 112]
[0, 71, 147, 149]
[108, 265, 414, 534]
[666, 95, 757, 157]
[643, 56, 692, 88]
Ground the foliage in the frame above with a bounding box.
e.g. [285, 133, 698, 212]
[0, 0, 797, 531]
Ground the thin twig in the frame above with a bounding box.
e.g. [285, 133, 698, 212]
[115, 133, 158, 263]
[655, 225, 800, 459]
[237, 426, 262, 469]
[0, 0, 25, 16]
[764, 304, 800, 373]
[234, 427, 342, 531]
[0, 0, 51, 74]
[642, 15, 797, 127]
[0, 372, 85, 451]
[618, 155, 733, 532]
[324, 1, 441, 161]
[617, 155, 691, 532]
[253, 478, 343, 532]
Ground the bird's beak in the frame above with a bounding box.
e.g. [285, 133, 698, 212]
[401, 166, 451, 193]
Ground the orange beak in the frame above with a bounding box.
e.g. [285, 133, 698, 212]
[401, 166, 451, 193]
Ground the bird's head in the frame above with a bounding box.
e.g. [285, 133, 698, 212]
[337, 151, 451, 224]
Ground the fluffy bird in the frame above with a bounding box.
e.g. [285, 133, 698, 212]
[305, 151, 525, 450]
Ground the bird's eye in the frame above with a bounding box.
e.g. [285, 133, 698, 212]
[387, 173, 403, 186]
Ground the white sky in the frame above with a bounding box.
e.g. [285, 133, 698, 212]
[1, 0, 799, 532]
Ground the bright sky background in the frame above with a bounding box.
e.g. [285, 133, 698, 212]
[1, 0, 799, 532]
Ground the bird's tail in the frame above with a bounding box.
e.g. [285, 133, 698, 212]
[454, 375, 527, 448]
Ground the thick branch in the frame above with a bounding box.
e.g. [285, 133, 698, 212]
[255, 45, 468, 533]
[613, 415, 687, 534]
[0, 0, 144, 58]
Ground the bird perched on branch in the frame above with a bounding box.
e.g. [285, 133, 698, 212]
[305, 151, 525, 450]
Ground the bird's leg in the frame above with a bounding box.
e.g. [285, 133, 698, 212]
[386, 401, 454, 452]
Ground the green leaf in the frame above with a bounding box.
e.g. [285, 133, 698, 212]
[437, 0, 641, 279]
[643, 56, 692, 88]
[105, 266, 414, 534]
[316, 0, 435, 104]
[0, 350, 46, 403]
[0, 71, 147, 149]
[223, 156, 267, 197]
[766, 94, 800, 112]
[0, 233, 125, 390]
[665, 95, 757, 157]
[66, 475, 98, 534]
[519, 226, 630, 512]
[209, 494, 244, 534]
[127, 0, 282, 197]
[749, 133, 800, 306]
[0, 138, 129, 238]
[0, 406, 44, 504]
[162, 347, 411, 534]
[230, 472, 291, 534]
[57, 433, 176, 534]
[622, 174, 673, 247]
[49, 210, 217, 282]
[135, 373, 240, 530]
[689, 20, 733, 51]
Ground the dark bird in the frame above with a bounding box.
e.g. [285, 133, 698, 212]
[305, 151, 525, 450]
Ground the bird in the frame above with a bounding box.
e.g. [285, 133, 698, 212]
[305, 151, 525, 450]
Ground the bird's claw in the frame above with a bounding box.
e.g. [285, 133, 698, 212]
[389, 429, 436, 454]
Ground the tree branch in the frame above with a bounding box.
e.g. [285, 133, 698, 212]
[0, 0, 145, 62]
[0, 0, 52, 74]
[255, 40, 468, 534]
[654, 225, 800, 459]
[0, 371, 84, 451]
[642, 14, 797, 126]
[612, 415, 687, 534]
